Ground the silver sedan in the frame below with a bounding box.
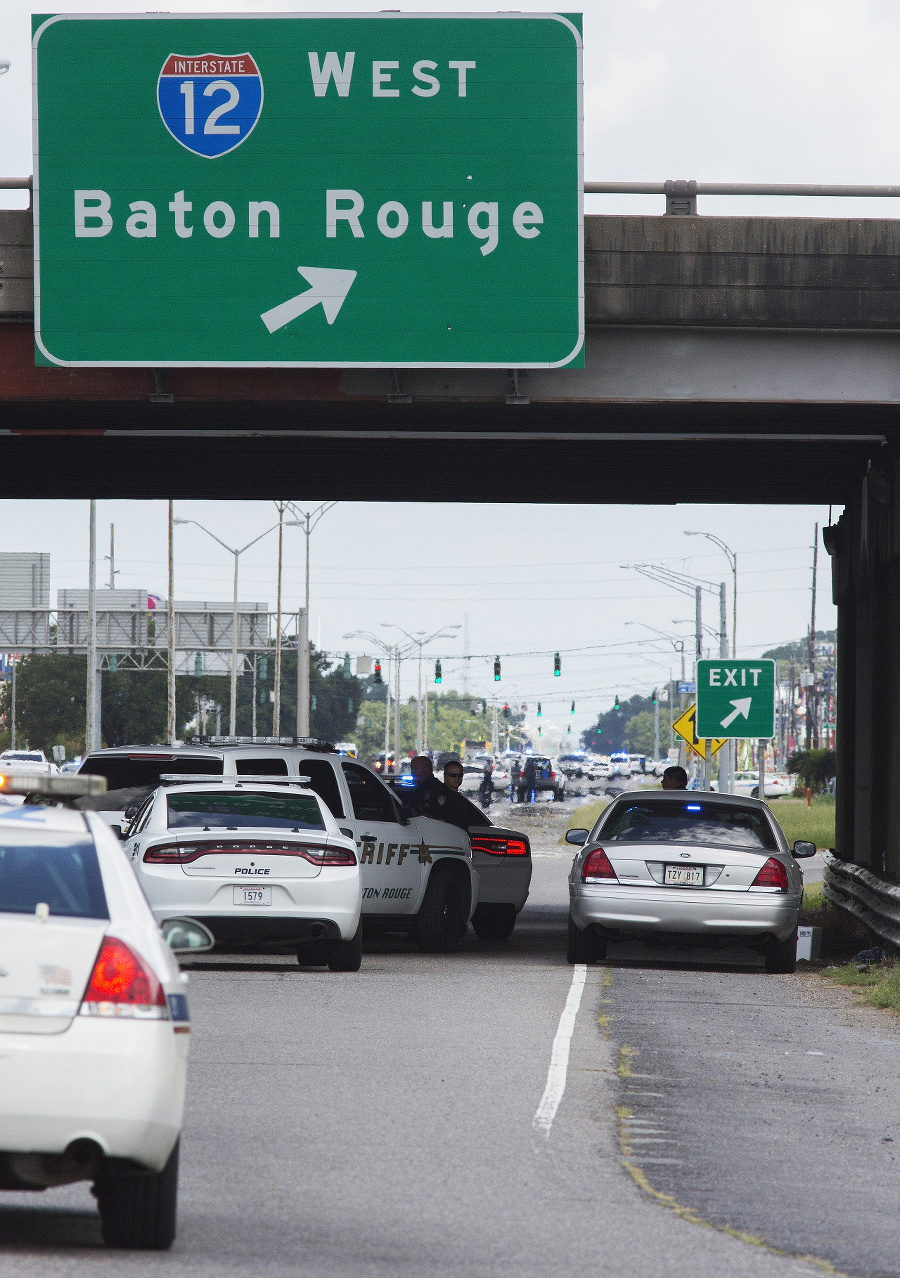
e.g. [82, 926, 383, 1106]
[565, 791, 815, 973]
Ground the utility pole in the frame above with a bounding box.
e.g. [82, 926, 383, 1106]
[167, 502, 176, 745]
[653, 689, 659, 761]
[106, 523, 117, 590]
[807, 525, 818, 749]
[297, 607, 309, 737]
[86, 499, 99, 752]
[383, 651, 392, 764]
[273, 502, 284, 735]
[393, 647, 401, 764]
[9, 654, 16, 750]
[695, 585, 703, 663]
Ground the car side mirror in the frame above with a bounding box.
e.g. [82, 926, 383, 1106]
[109, 824, 123, 841]
[161, 917, 215, 953]
[792, 840, 816, 859]
[566, 828, 589, 845]
[124, 804, 140, 821]
[339, 827, 354, 839]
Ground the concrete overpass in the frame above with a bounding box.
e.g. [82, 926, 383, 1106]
[1, 188, 899, 899]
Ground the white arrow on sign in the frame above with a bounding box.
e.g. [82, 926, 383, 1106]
[260, 267, 357, 334]
[720, 697, 753, 730]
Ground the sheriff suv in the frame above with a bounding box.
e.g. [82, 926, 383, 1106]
[78, 738, 531, 951]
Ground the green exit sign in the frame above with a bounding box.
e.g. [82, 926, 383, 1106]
[32, 12, 583, 368]
[695, 659, 776, 739]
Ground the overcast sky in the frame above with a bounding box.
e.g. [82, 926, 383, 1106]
[0, 2, 854, 739]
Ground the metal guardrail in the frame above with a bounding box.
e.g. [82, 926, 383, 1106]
[823, 850, 900, 947]
[7, 176, 900, 217]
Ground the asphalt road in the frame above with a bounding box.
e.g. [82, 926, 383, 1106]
[0, 843, 894, 1277]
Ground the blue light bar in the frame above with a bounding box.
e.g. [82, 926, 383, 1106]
[686, 804, 702, 811]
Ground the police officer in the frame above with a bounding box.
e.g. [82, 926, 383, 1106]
[522, 756, 537, 803]
[407, 755, 472, 831]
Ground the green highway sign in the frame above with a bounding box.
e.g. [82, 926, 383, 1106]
[32, 12, 583, 368]
[695, 659, 776, 739]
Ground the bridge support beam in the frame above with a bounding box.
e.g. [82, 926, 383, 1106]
[829, 460, 900, 880]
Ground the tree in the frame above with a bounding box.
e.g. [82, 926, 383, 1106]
[787, 749, 836, 792]
[623, 709, 674, 757]
[352, 689, 497, 763]
[582, 694, 659, 753]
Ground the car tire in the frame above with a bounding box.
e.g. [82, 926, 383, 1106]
[764, 928, 798, 974]
[94, 1139, 179, 1250]
[554, 787, 565, 802]
[326, 923, 363, 972]
[751, 787, 759, 799]
[471, 903, 517, 941]
[414, 869, 468, 953]
[567, 915, 607, 964]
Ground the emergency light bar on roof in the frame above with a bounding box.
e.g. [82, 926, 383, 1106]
[0, 772, 107, 797]
[190, 735, 337, 752]
[159, 774, 311, 786]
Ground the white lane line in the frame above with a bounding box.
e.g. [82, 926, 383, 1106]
[532, 963, 587, 1137]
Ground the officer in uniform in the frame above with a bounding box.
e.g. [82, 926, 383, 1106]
[407, 755, 473, 832]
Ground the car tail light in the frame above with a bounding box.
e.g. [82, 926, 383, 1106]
[550, 770, 556, 779]
[143, 841, 181, 863]
[80, 937, 169, 1019]
[470, 834, 529, 857]
[144, 840, 356, 866]
[581, 847, 617, 881]
[751, 857, 789, 890]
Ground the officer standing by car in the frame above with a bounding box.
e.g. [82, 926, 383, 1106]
[408, 755, 472, 831]
[509, 757, 521, 803]
[522, 756, 537, 803]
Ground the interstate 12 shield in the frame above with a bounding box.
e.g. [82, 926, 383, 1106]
[157, 53, 263, 158]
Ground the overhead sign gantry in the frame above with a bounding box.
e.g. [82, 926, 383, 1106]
[32, 11, 583, 369]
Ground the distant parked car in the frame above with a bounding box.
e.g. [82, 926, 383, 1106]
[0, 750, 57, 775]
[733, 770, 791, 799]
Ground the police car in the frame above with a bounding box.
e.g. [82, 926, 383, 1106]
[0, 771, 200, 1249]
[79, 739, 531, 949]
[124, 778, 362, 970]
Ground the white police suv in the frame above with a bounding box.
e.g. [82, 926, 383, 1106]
[0, 772, 197, 1249]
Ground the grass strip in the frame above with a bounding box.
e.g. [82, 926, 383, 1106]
[823, 961, 900, 1013]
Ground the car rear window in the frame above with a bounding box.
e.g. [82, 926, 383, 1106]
[0, 832, 108, 919]
[80, 753, 223, 792]
[597, 800, 778, 851]
[167, 791, 325, 831]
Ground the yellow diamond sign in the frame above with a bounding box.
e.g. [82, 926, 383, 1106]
[672, 704, 727, 761]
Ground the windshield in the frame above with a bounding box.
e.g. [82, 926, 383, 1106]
[2, 752, 45, 763]
[167, 790, 325, 832]
[597, 800, 778, 851]
[0, 831, 108, 918]
[80, 754, 223, 792]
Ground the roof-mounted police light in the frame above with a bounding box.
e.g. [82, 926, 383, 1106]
[159, 774, 311, 786]
[189, 735, 337, 752]
[0, 772, 107, 799]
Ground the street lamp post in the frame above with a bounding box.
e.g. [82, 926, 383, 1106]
[685, 529, 738, 790]
[286, 502, 337, 738]
[173, 517, 280, 736]
[380, 623, 460, 753]
[625, 621, 687, 767]
[344, 629, 418, 764]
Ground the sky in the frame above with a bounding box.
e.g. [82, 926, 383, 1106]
[0, 0, 857, 740]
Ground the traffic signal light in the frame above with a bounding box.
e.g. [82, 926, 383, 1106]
[259, 656, 268, 681]
[434, 659, 442, 684]
[614, 694, 620, 710]
[343, 652, 352, 678]
[194, 652, 202, 677]
[553, 652, 561, 677]
[652, 688, 658, 705]
[503, 703, 510, 719]
[493, 656, 501, 681]
[537, 701, 542, 717]
[374, 660, 383, 684]
[570, 700, 575, 714]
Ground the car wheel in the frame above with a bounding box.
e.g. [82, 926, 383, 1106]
[567, 915, 606, 964]
[94, 1139, 179, 1250]
[764, 928, 798, 974]
[471, 903, 517, 941]
[414, 869, 468, 953]
[751, 787, 760, 798]
[326, 922, 363, 971]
